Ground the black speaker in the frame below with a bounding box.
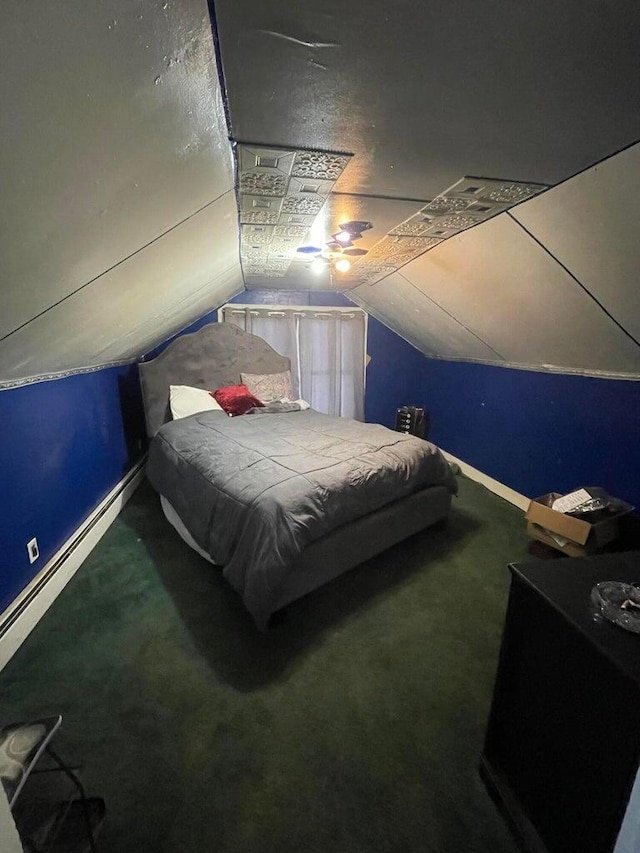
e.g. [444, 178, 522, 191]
[394, 406, 429, 439]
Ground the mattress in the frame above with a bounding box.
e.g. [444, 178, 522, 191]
[146, 408, 457, 625]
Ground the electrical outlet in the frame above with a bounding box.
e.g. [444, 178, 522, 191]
[27, 537, 39, 564]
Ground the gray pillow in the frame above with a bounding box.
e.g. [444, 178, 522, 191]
[240, 370, 293, 402]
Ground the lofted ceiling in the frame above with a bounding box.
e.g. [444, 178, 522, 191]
[0, 0, 639, 386]
[0, 0, 243, 386]
[214, 0, 640, 377]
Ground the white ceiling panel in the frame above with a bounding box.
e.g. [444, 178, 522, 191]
[0, 0, 233, 341]
[400, 216, 640, 376]
[0, 194, 243, 385]
[511, 143, 640, 343]
[350, 273, 503, 363]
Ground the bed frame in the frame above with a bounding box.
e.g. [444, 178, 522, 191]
[138, 322, 452, 626]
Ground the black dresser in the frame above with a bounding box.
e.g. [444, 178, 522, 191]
[482, 551, 640, 853]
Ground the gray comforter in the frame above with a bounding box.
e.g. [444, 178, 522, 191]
[146, 409, 457, 625]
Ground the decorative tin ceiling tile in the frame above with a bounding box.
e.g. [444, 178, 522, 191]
[241, 237, 269, 251]
[241, 224, 275, 240]
[241, 231, 274, 246]
[269, 238, 300, 257]
[445, 177, 494, 198]
[273, 225, 309, 238]
[281, 195, 326, 215]
[236, 144, 353, 283]
[240, 172, 288, 197]
[234, 153, 550, 286]
[353, 262, 396, 276]
[366, 237, 424, 266]
[265, 260, 292, 268]
[277, 213, 317, 227]
[262, 260, 292, 276]
[481, 183, 547, 204]
[390, 216, 440, 237]
[465, 199, 506, 215]
[239, 210, 280, 225]
[291, 151, 352, 181]
[238, 146, 296, 177]
[287, 177, 334, 197]
[240, 194, 284, 215]
[241, 254, 268, 269]
[446, 176, 548, 204]
[432, 212, 486, 229]
[421, 224, 463, 238]
[393, 236, 444, 250]
[421, 197, 472, 214]
[365, 266, 396, 279]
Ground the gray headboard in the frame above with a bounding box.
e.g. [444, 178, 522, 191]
[138, 323, 291, 438]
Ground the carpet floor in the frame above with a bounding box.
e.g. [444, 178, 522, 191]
[0, 475, 530, 852]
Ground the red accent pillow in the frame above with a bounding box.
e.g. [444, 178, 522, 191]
[211, 384, 264, 417]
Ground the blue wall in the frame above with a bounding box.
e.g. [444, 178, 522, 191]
[0, 292, 354, 616]
[219, 291, 640, 505]
[0, 365, 146, 613]
[366, 318, 640, 507]
[3, 290, 636, 616]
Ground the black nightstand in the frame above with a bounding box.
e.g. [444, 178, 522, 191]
[482, 551, 640, 853]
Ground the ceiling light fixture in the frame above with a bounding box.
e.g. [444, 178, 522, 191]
[339, 220, 373, 234]
[298, 219, 374, 278]
[334, 258, 352, 273]
[310, 257, 329, 275]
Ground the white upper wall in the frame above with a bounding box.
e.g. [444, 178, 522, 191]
[352, 144, 640, 378]
[0, 0, 242, 386]
[512, 144, 640, 344]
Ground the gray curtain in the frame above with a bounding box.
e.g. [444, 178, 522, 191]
[221, 306, 365, 420]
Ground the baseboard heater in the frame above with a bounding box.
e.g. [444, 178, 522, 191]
[0, 458, 146, 645]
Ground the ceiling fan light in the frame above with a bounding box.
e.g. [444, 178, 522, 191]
[310, 258, 328, 274]
[334, 231, 352, 245]
[339, 220, 373, 234]
[335, 258, 351, 273]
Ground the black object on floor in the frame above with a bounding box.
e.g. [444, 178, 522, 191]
[482, 551, 640, 853]
[2, 715, 104, 853]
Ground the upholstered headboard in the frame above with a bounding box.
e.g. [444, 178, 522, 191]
[138, 323, 291, 438]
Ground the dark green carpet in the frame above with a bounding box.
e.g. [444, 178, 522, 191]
[0, 475, 530, 852]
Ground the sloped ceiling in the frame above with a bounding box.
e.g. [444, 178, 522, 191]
[0, 0, 243, 386]
[213, 0, 640, 378]
[1, 0, 639, 385]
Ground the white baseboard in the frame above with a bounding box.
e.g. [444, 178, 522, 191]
[0, 460, 146, 672]
[442, 450, 530, 511]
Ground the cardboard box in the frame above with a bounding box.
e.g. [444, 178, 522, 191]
[525, 490, 634, 557]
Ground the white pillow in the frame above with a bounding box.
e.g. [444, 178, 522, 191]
[169, 385, 223, 420]
[240, 370, 293, 403]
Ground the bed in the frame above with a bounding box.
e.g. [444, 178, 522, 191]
[139, 322, 457, 628]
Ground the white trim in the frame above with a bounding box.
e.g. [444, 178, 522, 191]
[0, 461, 146, 672]
[218, 302, 363, 318]
[442, 450, 530, 511]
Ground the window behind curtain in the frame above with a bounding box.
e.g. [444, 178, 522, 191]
[220, 305, 366, 420]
